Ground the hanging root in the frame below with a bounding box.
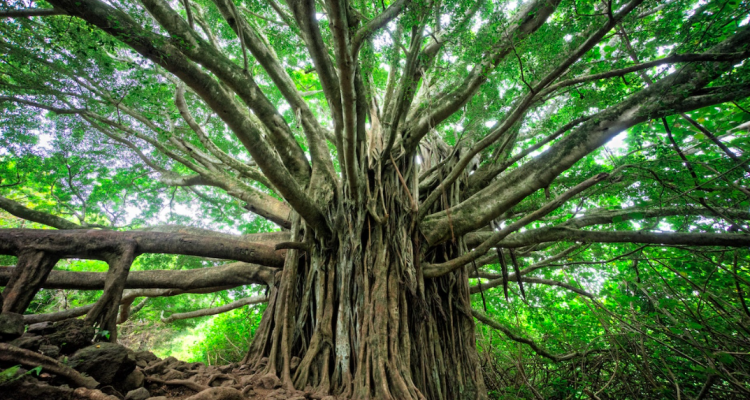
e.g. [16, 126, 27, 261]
[0, 343, 99, 388]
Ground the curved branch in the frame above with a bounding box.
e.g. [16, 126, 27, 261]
[471, 310, 601, 362]
[352, 0, 410, 54]
[160, 294, 268, 323]
[0, 196, 83, 230]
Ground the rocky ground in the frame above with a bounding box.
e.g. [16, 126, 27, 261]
[0, 315, 335, 400]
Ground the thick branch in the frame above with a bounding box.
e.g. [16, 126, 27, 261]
[0, 262, 277, 290]
[46, 0, 331, 236]
[0, 229, 286, 267]
[470, 227, 750, 249]
[423, 172, 610, 277]
[0, 8, 65, 18]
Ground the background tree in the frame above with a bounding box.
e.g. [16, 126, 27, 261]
[1, 0, 750, 399]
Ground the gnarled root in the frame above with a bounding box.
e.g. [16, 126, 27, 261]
[147, 376, 209, 393]
[0, 343, 99, 388]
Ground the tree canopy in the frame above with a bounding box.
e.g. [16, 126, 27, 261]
[1, 0, 750, 399]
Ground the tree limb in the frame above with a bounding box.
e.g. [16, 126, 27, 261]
[0, 229, 286, 267]
[160, 294, 267, 323]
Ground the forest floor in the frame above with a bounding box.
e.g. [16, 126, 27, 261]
[0, 318, 335, 400]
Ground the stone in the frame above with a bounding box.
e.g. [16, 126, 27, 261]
[38, 344, 60, 358]
[0, 312, 24, 341]
[45, 319, 95, 354]
[125, 387, 150, 400]
[9, 333, 44, 351]
[68, 343, 136, 386]
[122, 369, 145, 392]
[146, 397, 168, 400]
[260, 372, 281, 389]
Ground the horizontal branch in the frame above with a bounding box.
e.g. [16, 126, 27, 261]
[0, 261, 276, 290]
[0, 8, 65, 18]
[0, 229, 286, 267]
[468, 227, 750, 249]
[160, 294, 267, 323]
[22, 286, 238, 325]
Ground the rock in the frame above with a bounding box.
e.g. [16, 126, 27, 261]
[9, 333, 44, 351]
[68, 343, 136, 386]
[146, 397, 168, 400]
[125, 387, 150, 400]
[0, 312, 24, 341]
[321, 396, 336, 400]
[122, 369, 145, 391]
[260, 372, 281, 389]
[134, 351, 157, 368]
[185, 387, 244, 400]
[46, 319, 95, 354]
[39, 344, 60, 358]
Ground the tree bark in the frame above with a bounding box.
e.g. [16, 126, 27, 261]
[1, 250, 60, 314]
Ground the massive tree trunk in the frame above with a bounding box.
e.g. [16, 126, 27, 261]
[244, 160, 486, 399]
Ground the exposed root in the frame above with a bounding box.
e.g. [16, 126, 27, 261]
[72, 387, 121, 400]
[147, 376, 209, 393]
[0, 343, 99, 388]
[206, 373, 236, 386]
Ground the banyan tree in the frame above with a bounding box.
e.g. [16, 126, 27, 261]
[1, 0, 750, 398]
